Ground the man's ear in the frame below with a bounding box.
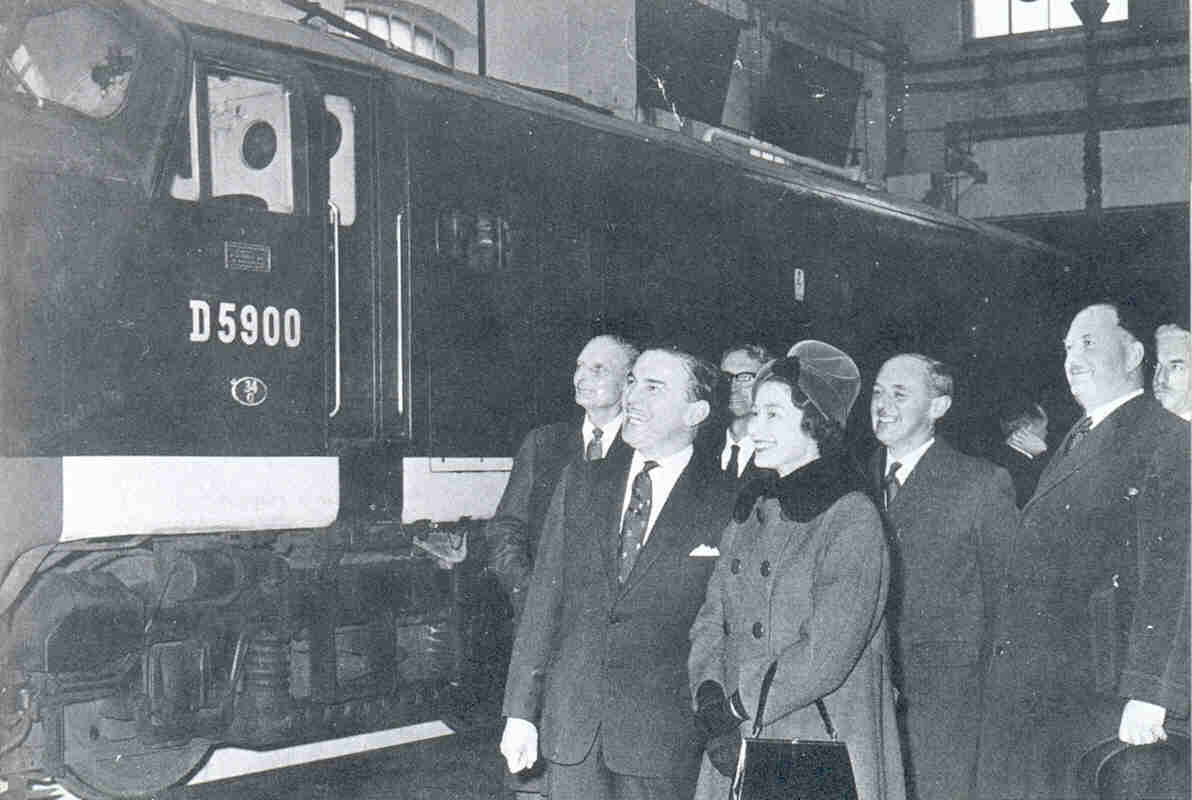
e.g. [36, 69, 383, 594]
[929, 394, 952, 422]
[1124, 339, 1145, 373]
[685, 399, 710, 428]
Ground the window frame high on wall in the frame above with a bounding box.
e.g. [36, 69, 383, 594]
[343, 5, 454, 67]
[967, 0, 1128, 40]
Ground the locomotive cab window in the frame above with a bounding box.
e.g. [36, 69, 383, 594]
[169, 68, 297, 214]
[325, 94, 357, 226]
[0, 4, 137, 118]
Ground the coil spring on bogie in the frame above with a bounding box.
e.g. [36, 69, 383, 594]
[242, 633, 288, 696]
[229, 630, 293, 742]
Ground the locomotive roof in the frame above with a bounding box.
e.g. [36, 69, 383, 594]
[148, 0, 1062, 259]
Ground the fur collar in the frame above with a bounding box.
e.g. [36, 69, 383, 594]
[733, 454, 866, 524]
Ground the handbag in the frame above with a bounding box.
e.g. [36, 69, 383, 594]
[730, 661, 859, 800]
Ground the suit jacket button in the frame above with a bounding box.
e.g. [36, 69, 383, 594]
[609, 613, 622, 624]
[731, 558, 741, 574]
[723, 620, 731, 635]
[752, 622, 764, 639]
[760, 560, 771, 577]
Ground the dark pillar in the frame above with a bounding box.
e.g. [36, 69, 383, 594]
[1072, 0, 1109, 217]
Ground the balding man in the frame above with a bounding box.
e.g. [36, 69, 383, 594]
[869, 354, 1017, 800]
[489, 334, 636, 798]
[978, 303, 1190, 799]
[489, 334, 637, 620]
[1153, 323, 1191, 421]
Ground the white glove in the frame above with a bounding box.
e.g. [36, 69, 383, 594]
[1118, 699, 1167, 746]
[500, 716, 539, 773]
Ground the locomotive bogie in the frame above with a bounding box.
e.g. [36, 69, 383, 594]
[0, 525, 469, 798]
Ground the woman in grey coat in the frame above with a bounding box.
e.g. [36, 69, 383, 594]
[688, 342, 905, 800]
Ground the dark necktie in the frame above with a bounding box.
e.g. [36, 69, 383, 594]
[883, 462, 903, 510]
[1062, 416, 1093, 458]
[586, 427, 604, 461]
[726, 444, 740, 477]
[619, 460, 658, 583]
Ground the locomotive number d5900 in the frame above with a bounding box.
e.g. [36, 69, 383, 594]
[189, 299, 303, 348]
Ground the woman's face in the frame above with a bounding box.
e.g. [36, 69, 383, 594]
[748, 380, 819, 477]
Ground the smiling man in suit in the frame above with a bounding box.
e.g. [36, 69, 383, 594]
[869, 353, 1017, 800]
[500, 346, 737, 800]
[488, 333, 638, 798]
[978, 302, 1190, 799]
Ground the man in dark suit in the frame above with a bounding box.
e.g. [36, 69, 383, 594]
[1154, 322, 1191, 421]
[488, 334, 636, 798]
[869, 353, 1017, 800]
[500, 347, 736, 800]
[978, 302, 1190, 799]
[715, 344, 773, 484]
[488, 334, 637, 619]
[990, 398, 1050, 508]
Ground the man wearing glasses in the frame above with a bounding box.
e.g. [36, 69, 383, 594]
[716, 344, 773, 483]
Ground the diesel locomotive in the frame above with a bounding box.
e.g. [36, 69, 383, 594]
[0, 1, 1063, 797]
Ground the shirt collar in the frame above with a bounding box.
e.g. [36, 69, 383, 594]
[886, 437, 935, 483]
[583, 413, 623, 455]
[625, 445, 694, 541]
[1008, 442, 1035, 459]
[1084, 389, 1143, 429]
[631, 444, 694, 478]
[721, 429, 756, 472]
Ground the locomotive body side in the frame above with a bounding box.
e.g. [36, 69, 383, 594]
[0, 2, 1066, 798]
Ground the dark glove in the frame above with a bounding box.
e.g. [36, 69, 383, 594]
[706, 728, 742, 777]
[694, 680, 748, 739]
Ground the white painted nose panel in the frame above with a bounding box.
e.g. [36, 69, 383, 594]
[61, 457, 339, 539]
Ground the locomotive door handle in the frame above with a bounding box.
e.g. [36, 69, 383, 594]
[394, 210, 404, 415]
[329, 201, 342, 418]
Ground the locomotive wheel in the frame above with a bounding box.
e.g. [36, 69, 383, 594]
[54, 702, 211, 800]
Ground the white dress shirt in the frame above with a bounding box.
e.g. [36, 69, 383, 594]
[620, 445, 694, 544]
[1085, 388, 1143, 429]
[583, 413, 624, 458]
[885, 437, 935, 485]
[720, 430, 756, 477]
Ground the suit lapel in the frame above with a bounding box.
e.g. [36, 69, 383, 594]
[619, 459, 704, 595]
[606, 433, 631, 462]
[572, 425, 584, 457]
[592, 444, 633, 587]
[1027, 399, 1138, 508]
[893, 440, 949, 512]
[869, 447, 885, 504]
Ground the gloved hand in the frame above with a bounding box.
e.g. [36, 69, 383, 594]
[706, 727, 742, 777]
[694, 680, 748, 738]
[694, 680, 747, 777]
